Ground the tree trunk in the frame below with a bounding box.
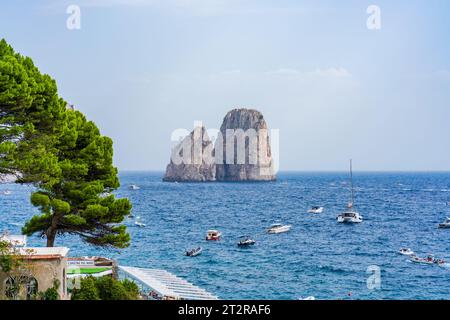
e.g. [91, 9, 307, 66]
[46, 228, 57, 247]
[46, 215, 59, 247]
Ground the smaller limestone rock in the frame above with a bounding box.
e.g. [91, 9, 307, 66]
[163, 126, 216, 182]
[0, 173, 18, 184]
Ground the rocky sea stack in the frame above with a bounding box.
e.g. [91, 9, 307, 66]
[0, 173, 18, 184]
[163, 108, 276, 182]
[215, 109, 276, 181]
[163, 126, 216, 182]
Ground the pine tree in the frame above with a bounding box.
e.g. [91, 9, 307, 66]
[0, 39, 132, 248]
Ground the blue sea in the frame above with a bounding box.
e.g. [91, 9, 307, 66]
[1, 172, 450, 300]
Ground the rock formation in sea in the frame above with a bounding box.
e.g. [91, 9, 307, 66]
[0, 174, 16, 184]
[163, 126, 216, 182]
[215, 108, 276, 181]
[162, 108, 276, 182]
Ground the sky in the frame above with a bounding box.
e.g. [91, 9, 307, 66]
[1, 0, 450, 171]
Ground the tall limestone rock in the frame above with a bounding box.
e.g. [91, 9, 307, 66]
[215, 108, 276, 181]
[163, 126, 216, 182]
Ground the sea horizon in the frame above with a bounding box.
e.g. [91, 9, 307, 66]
[118, 170, 450, 174]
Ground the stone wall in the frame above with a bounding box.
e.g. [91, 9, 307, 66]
[0, 257, 68, 300]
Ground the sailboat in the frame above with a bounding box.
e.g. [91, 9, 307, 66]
[337, 160, 363, 223]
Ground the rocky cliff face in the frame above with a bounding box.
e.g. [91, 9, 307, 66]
[0, 173, 18, 184]
[162, 109, 276, 182]
[215, 108, 276, 181]
[163, 126, 216, 182]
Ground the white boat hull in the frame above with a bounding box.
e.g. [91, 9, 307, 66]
[299, 296, 315, 300]
[410, 258, 434, 265]
[186, 248, 202, 257]
[337, 214, 362, 223]
[267, 226, 292, 234]
[308, 208, 324, 214]
[399, 250, 415, 256]
[238, 239, 256, 246]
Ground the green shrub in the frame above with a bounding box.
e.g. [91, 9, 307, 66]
[43, 287, 59, 300]
[36, 280, 60, 300]
[121, 278, 140, 298]
[71, 276, 139, 300]
[71, 277, 100, 300]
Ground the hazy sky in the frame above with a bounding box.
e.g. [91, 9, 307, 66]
[1, 0, 449, 171]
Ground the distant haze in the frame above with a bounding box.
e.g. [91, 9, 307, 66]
[1, 0, 449, 171]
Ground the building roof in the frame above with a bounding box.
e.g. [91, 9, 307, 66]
[118, 266, 219, 300]
[16, 247, 70, 259]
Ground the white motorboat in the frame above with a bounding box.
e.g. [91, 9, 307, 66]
[135, 217, 146, 227]
[206, 230, 222, 241]
[237, 236, 256, 247]
[337, 160, 363, 224]
[307, 206, 324, 214]
[398, 248, 415, 256]
[129, 184, 140, 190]
[185, 247, 202, 257]
[438, 217, 450, 229]
[267, 223, 292, 234]
[135, 221, 146, 227]
[299, 296, 316, 300]
[2, 190, 12, 195]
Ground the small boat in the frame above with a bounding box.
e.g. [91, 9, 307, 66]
[410, 255, 435, 265]
[135, 217, 146, 227]
[434, 258, 446, 266]
[398, 248, 415, 256]
[135, 221, 146, 227]
[337, 211, 363, 223]
[206, 230, 222, 241]
[438, 217, 450, 229]
[267, 223, 292, 234]
[2, 190, 12, 195]
[185, 247, 202, 257]
[237, 236, 256, 247]
[307, 206, 324, 214]
[337, 160, 363, 224]
[299, 296, 316, 300]
[129, 184, 140, 190]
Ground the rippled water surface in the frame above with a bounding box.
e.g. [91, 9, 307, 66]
[1, 172, 450, 299]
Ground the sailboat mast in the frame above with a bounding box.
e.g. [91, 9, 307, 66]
[350, 159, 354, 205]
